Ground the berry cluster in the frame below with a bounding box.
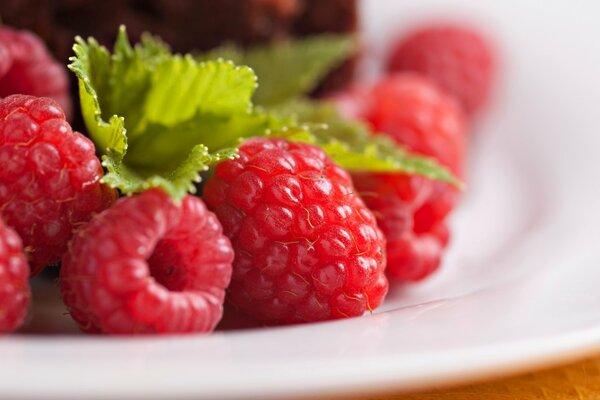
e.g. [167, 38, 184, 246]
[0, 94, 115, 332]
[0, 21, 494, 335]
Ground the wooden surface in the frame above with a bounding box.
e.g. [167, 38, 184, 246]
[365, 357, 600, 400]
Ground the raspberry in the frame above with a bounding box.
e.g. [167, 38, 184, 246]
[331, 74, 467, 281]
[0, 26, 71, 119]
[60, 189, 234, 334]
[203, 138, 388, 324]
[0, 218, 30, 333]
[0, 95, 116, 275]
[387, 24, 495, 116]
[368, 74, 466, 175]
[351, 173, 448, 281]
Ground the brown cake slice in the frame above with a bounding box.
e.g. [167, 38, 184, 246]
[0, 0, 357, 93]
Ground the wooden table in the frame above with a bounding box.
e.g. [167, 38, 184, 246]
[365, 357, 600, 400]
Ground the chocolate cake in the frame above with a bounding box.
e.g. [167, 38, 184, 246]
[0, 0, 357, 92]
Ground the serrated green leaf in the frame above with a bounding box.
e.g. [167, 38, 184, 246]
[271, 100, 461, 186]
[69, 26, 275, 200]
[168, 146, 237, 195]
[199, 37, 457, 185]
[200, 35, 356, 106]
[70, 37, 128, 156]
[125, 109, 290, 173]
[198, 43, 244, 65]
[100, 146, 238, 200]
[72, 26, 457, 200]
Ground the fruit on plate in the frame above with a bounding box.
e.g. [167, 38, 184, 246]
[0, 25, 71, 119]
[204, 137, 389, 324]
[387, 23, 495, 116]
[331, 73, 467, 281]
[0, 218, 30, 333]
[60, 189, 234, 334]
[0, 95, 116, 275]
[0, 19, 468, 334]
[58, 28, 452, 330]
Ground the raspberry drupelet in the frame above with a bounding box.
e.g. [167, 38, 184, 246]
[0, 95, 116, 275]
[60, 189, 234, 334]
[203, 137, 389, 324]
[0, 218, 30, 333]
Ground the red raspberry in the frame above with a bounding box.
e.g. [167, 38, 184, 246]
[331, 74, 467, 281]
[0, 26, 71, 119]
[0, 95, 116, 275]
[203, 138, 388, 324]
[60, 189, 234, 334]
[367, 74, 466, 176]
[351, 173, 448, 281]
[0, 218, 30, 333]
[387, 24, 495, 116]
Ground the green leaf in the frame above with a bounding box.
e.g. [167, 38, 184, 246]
[100, 146, 237, 199]
[70, 36, 128, 156]
[199, 35, 457, 185]
[69, 26, 280, 200]
[125, 108, 291, 173]
[71, 26, 457, 200]
[271, 100, 461, 186]
[200, 35, 356, 106]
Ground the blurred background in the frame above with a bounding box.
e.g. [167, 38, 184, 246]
[0, 0, 359, 94]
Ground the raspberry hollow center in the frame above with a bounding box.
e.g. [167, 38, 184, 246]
[147, 240, 189, 292]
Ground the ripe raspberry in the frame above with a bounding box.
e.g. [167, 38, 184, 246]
[203, 138, 388, 324]
[367, 74, 466, 176]
[351, 173, 448, 281]
[387, 24, 495, 115]
[0, 218, 30, 333]
[60, 189, 234, 334]
[0, 26, 71, 119]
[331, 74, 467, 281]
[0, 95, 116, 275]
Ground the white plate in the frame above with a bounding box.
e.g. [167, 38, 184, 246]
[2, 1, 600, 399]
